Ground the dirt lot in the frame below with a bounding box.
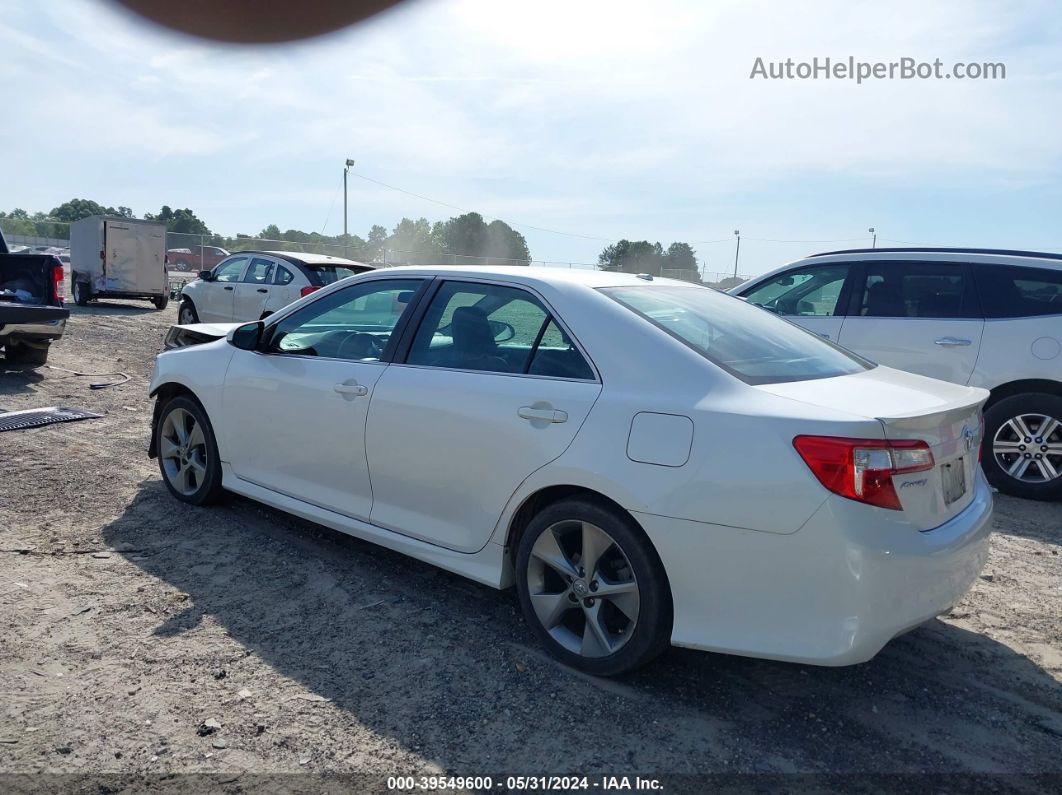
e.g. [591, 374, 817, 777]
[1, 299, 1060, 789]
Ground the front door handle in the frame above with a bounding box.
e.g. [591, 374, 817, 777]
[518, 406, 568, 423]
[256, 288, 268, 293]
[223, 285, 234, 291]
[935, 337, 972, 347]
[334, 382, 368, 398]
[817, 332, 831, 339]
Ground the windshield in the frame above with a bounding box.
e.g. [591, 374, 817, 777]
[602, 285, 871, 385]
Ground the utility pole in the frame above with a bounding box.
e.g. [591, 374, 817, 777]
[733, 230, 741, 278]
[869, 227, 876, 248]
[343, 158, 355, 245]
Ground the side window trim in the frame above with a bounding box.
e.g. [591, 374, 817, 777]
[392, 277, 600, 382]
[743, 263, 853, 317]
[258, 277, 430, 363]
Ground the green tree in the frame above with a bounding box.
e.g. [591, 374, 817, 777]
[664, 242, 697, 272]
[146, 206, 211, 235]
[365, 224, 388, 261]
[442, 212, 489, 262]
[483, 219, 530, 264]
[598, 239, 664, 274]
[50, 198, 116, 222]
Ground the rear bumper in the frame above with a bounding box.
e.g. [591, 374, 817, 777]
[0, 317, 66, 342]
[634, 472, 993, 666]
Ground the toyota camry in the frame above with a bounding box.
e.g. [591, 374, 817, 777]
[148, 267, 993, 675]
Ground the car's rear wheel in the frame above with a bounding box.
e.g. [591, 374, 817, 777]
[983, 393, 1062, 500]
[515, 498, 672, 676]
[152, 294, 169, 310]
[155, 396, 224, 505]
[4, 341, 49, 365]
[178, 299, 199, 325]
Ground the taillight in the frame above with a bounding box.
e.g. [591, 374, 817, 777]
[300, 286, 321, 297]
[53, 262, 65, 302]
[793, 436, 934, 511]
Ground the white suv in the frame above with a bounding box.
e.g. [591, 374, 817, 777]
[732, 247, 1062, 500]
[179, 250, 374, 326]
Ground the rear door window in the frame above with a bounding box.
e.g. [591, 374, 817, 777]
[855, 262, 977, 318]
[975, 264, 1062, 318]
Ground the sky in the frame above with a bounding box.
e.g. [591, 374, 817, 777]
[3, 0, 1062, 277]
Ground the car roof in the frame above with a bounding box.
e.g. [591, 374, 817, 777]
[258, 250, 373, 268]
[808, 246, 1062, 263]
[358, 265, 702, 290]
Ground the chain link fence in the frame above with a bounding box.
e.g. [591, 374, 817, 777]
[1, 218, 749, 287]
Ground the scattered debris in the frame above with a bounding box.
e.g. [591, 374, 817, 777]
[196, 718, 221, 737]
[237, 688, 252, 700]
[0, 406, 101, 433]
[211, 738, 227, 749]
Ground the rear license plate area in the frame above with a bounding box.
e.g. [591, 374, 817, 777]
[941, 458, 967, 506]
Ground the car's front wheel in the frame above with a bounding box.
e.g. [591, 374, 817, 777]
[983, 392, 1062, 500]
[178, 299, 199, 325]
[155, 396, 224, 505]
[515, 498, 672, 676]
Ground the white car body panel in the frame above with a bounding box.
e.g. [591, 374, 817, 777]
[151, 266, 993, 666]
[731, 250, 1062, 393]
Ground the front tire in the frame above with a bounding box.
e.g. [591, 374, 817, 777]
[155, 396, 224, 505]
[983, 392, 1062, 500]
[178, 299, 199, 325]
[515, 498, 672, 676]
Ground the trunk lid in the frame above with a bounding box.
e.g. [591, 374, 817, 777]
[758, 366, 988, 530]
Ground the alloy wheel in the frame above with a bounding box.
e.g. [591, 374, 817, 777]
[525, 520, 640, 658]
[992, 413, 1062, 483]
[179, 304, 195, 324]
[159, 407, 209, 496]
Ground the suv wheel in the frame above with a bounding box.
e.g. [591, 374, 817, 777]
[4, 341, 49, 366]
[983, 392, 1062, 500]
[515, 498, 672, 676]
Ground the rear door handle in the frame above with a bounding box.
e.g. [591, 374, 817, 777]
[518, 406, 568, 423]
[223, 285, 234, 291]
[256, 288, 268, 293]
[934, 337, 972, 346]
[817, 332, 830, 339]
[333, 382, 368, 397]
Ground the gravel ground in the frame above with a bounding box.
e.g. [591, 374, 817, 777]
[1, 299, 1060, 790]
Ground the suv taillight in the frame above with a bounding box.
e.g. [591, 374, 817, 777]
[53, 262, 65, 302]
[300, 286, 321, 297]
[793, 436, 934, 511]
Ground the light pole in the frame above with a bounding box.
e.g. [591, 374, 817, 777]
[869, 227, 876, 248]
[732, 230, 741, 278]
[343, 158, 355, 246]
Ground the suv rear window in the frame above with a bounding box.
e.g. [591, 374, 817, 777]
[976, 264, 1062, 318]
[602, 285, 871, 385]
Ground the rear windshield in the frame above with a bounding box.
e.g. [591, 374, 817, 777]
[307, 265, 365, 285]
[602, 284, 872, 384]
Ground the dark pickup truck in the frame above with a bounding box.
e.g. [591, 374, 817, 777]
[0, 228, 69, 365]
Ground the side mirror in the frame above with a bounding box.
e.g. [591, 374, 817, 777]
[227, 321, 263, 351]
[198, 270, 213, 281]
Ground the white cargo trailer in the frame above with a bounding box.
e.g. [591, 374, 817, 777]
[69, 216, 169, 309]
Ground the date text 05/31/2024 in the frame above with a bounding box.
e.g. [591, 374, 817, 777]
[387, 776, 664, 791]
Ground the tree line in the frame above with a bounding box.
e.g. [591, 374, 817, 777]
[0, 200, 532, 266]
[597, 239, 700, 277]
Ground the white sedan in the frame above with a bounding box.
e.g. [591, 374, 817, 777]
[149, 267, 993, 675]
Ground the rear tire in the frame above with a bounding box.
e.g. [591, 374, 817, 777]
[72, 280, 90, 306]
[515, 497, 672, 676]
[4, 341, 49, 366]
[178, 299, 199, 325]
[154, 396, 224, 505]
[152, 294, 169, 310]
[983, 392, 1062, 501]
